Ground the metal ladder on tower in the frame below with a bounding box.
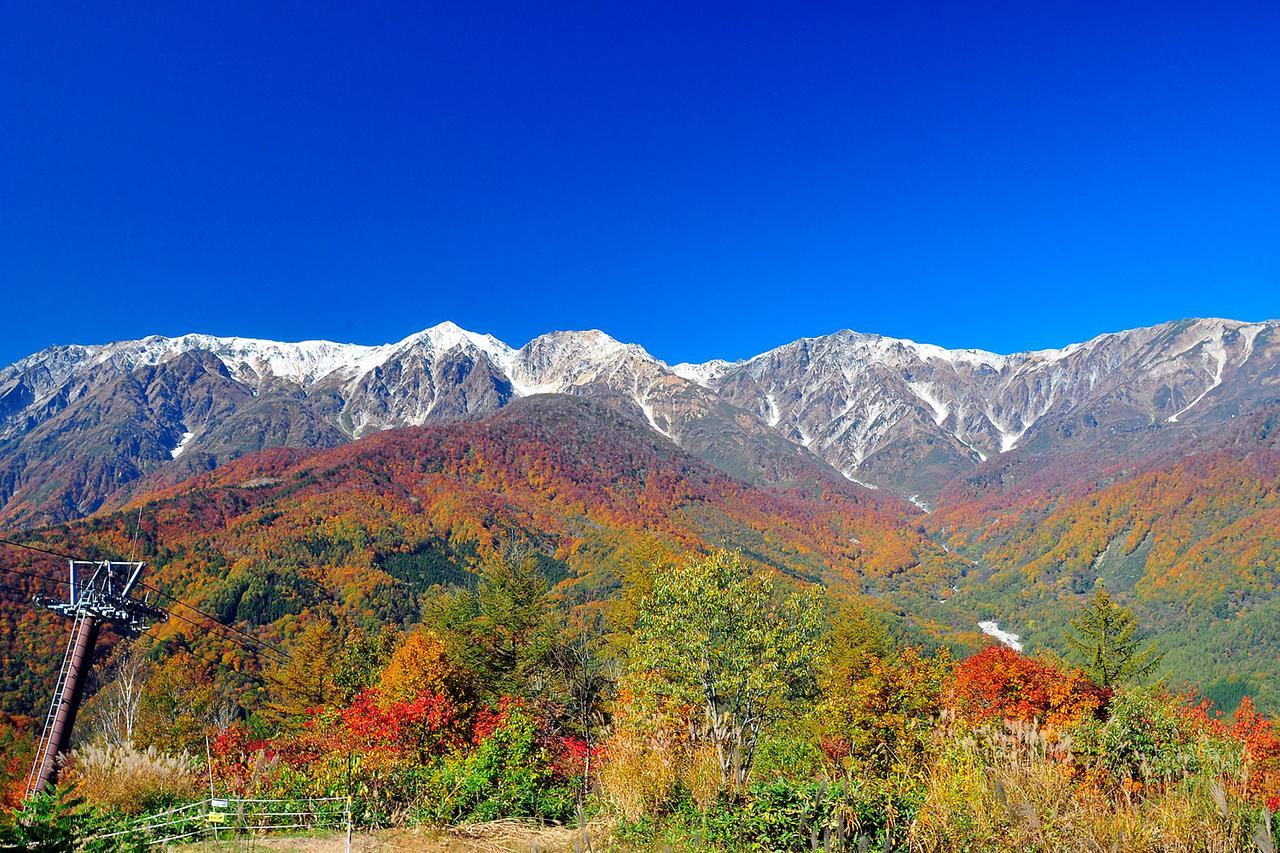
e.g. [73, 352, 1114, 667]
[25, 606, 89, 800]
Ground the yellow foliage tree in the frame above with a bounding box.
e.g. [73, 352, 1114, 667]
[377, 628, 466, 704]
[265, 621, 341, 728]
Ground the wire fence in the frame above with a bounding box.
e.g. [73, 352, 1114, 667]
[88, 796, 352, 848]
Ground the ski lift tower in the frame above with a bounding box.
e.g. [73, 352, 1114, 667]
[25, 560, 167, 798]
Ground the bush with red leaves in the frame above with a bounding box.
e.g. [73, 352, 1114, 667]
[948, 645, 1107, 728]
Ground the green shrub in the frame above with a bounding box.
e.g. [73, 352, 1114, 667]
[0, 787, 108, 852]
[1072, 689, 1196, 784]
[413, 710, 575, 825]
[751, 733, 828, 783]
[699, 778, 919, 851]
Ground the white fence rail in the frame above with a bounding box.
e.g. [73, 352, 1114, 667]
[88, 795, 351, 847]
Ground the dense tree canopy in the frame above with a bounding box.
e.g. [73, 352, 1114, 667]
[628, 550, 824, 787]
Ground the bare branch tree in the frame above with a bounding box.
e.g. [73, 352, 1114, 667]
[96, 645, 150, 747]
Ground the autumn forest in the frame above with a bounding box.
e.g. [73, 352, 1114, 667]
[2, 396, 1280, 851]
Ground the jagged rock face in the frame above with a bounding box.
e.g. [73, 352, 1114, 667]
[709, 319, 1279, 497]
[0, 317, 1276, 525]
[341, 345, 514, 435]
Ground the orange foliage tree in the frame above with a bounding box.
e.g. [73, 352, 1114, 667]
[947, 645, 1106, 729]
[819, 645, 953, 778]
[377, 628, 468, 704]
[1233, 697, 1280, 810]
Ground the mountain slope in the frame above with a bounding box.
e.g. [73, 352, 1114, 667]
[6, 395, 1280, 716]
[1, 317, 1277, 525]
[706, 318, 1279, 497]
[923, 405, 1280, 709]
[0, 324, 852, 524]
[0, 395, 963, 715]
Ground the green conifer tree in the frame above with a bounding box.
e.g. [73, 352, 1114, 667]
[1066, 585, 1162, 688]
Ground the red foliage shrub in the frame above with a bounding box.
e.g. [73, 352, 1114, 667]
[948, 645, 1107, 729]
[209, 723, 279, 790]
[1179, 693, 1280, 809]
[333, 688, 463, 762]
[210, 687, 465, 791]
[1233, 697, 1280, 810]
[471, 696, 524, 744]
[818, 736, 852, 766]
[551, 735, 599, 781]
[468, 697, 595, 782]
[1178, 693, 1228, 738]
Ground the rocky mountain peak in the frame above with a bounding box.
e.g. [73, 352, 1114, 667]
[1, 317, 1276, 525]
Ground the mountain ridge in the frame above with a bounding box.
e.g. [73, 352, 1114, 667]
[17, 315, 1270, 391]
[1, 316, 1277, 525]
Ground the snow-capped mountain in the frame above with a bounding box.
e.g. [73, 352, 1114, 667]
[0, 318, 1276, 524]
[707, 318, 1278, 496]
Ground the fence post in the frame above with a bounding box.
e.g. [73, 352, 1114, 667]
[205, 736, 219, 847]
[345, 749, 354, 852]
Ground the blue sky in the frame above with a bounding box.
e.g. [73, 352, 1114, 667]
[2, 2, 1277, 366]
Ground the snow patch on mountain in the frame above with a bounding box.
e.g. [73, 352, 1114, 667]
[92, 334, 385, 387]
[842, 471, 879, 490]
[899, 339, 1006, 369]
[1166, 326, 1232, 423]
[170, 431, 196, 459]
[764, 393, 782, 427]
[637, 396, 671, 438]
[997, 423, 1029, 453]
[670, 359, 735, 387]
[955, 432, 989, 462]
[908, 381, 950, 426]
[507, 330, 640, 396]
[1240, 323, 1265, 366]
[411, 321, 518, 369]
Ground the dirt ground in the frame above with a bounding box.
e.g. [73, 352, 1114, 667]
[181, 821, 621, 852]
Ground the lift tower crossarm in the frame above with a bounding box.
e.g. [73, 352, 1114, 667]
[25, 559, 167, 799]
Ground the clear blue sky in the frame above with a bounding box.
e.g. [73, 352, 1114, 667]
[2, 1, 1277, 366]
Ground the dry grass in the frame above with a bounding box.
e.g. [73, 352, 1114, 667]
[908, 721, 1265, 852]
[683, 745, 722, 810]
[66, 741, 201, 815]
[597, 722, 681, 821]
[182, 820, 611, 851]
